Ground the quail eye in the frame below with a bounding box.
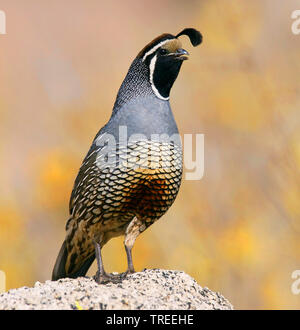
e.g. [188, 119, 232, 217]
[159, 48, 168, 55]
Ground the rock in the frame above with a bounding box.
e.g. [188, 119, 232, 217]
[0, 269, 233, 310]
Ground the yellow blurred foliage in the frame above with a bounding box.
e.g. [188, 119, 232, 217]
[0, 204, 23, 245]
[284, 185, 300, 219]
[214, 73, 269, 131]
[219, 220, 258, 266]
[0, 204, 34, 289]
[34, 150, 77, 210]
[198, 0, 262, 53]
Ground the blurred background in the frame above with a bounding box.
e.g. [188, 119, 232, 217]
[0, 0, 299, 309]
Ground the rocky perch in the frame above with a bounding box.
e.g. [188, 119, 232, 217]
[0, 269, 233, 310]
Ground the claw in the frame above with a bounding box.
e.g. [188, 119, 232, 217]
[94, 271, 122, 284]
[119, 269, 135, 280]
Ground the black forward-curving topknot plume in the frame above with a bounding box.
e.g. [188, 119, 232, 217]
[176, 28, 202, 47]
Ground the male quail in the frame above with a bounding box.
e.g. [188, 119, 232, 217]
[52, 28, 202, 283]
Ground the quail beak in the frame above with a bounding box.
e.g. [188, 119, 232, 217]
[174, 48, 189, 60]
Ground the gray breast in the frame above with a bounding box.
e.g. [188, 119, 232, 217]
[96, 95, 181, 146]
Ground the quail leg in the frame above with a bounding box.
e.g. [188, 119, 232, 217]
[119, 244, 136, 280]
[94, 241, 121, 284]
[125, 245, 135, 274]
[119, 217, 145, 279]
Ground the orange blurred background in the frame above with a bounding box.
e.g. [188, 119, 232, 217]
[0, 0, 299, 309]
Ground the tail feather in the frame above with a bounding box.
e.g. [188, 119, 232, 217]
[52, 240, 95, 281]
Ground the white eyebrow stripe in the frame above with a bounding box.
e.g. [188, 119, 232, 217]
[142, 39, 172, 62]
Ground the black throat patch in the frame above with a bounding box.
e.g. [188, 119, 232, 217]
[152, 56, 183, 99]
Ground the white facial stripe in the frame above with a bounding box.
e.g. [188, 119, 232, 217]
[149, 55, 169, 101]
[142, 39, 172, 62]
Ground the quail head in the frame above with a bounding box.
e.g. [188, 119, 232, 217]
[52, 28, 202, 283]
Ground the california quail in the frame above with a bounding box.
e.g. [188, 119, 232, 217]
[52, 28, 202, 283]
